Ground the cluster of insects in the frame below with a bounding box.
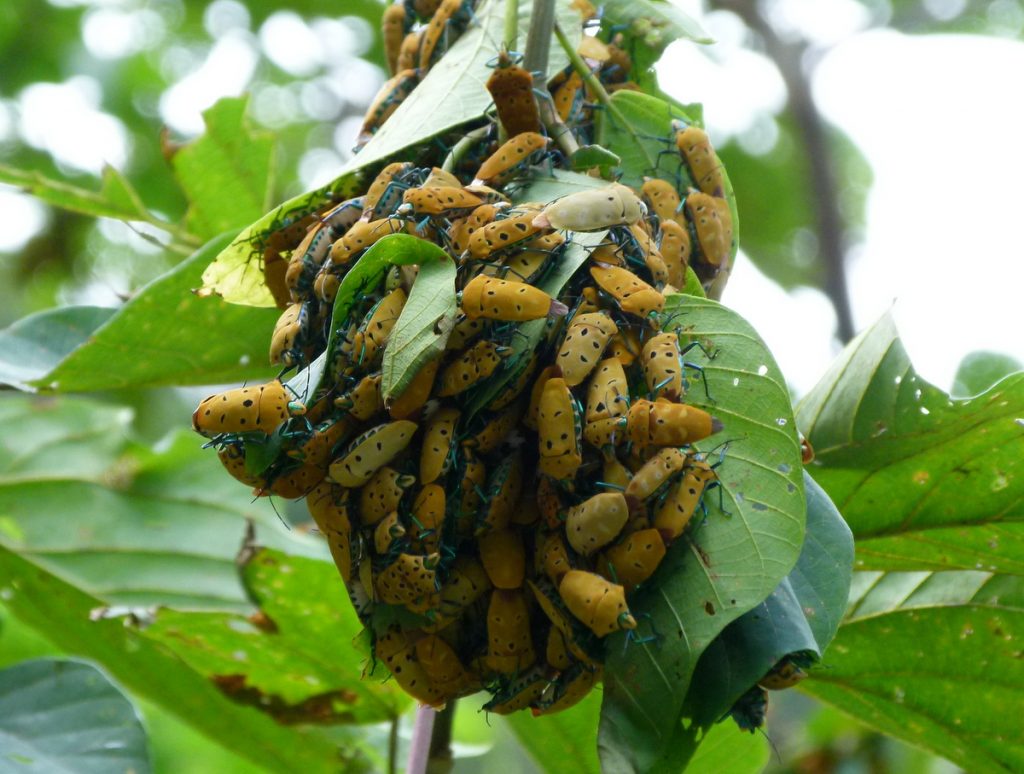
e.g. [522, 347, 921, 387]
[195, 0, 741, 715]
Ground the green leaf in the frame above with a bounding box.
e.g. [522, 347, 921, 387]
[598, 295, 805, 773]
[171, 97, 276, 242]
[684, 719, 769, 774]
[796, 311, 1024, 574]
[787, 473, 854, 650]
[599, 0, 711, 47]
[319, 234, 455, 396]
[380, 248, 457, 401]
[503, 690, 601, 774]
[200, 173, 364, 308]
[681, 267, 705, 298]
[0, 658, 150, 773]
[951, 350, 1022, 398]
[0, 162, 176, 234]
[0, 547, 343, 773]
[34, 233, 280, 391]
[571, 145, 621, 176]
[0, 306, 115, 391]
[345, 0, 582, 173]
[508, 167, 607, 205]
[601, 90, 693, 189]
[802, 571, 1024, 774]
[144, 548, 406, 725]
[0, 394, 324, 611]
[0, 397, 132, 481]
[682, 474, 853, 734]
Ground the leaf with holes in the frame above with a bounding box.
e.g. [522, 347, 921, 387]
[144, 548, 407, 725]
[802, 571, 1024, 774]
[0, 547, 344, 773]
[597, 294, 805, 773]
[796, 311, 1024, 573]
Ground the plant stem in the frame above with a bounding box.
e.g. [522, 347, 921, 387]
[552, 22, 604, 106]
[523, 0, 555, 76]
[552, 22, 651, 167]
[442, 126, 491, 173]
[504, 0, 519, 52]
[388, 715, 399, 774]
[407, 705, 436, 774]
[427, 701, 457, 774]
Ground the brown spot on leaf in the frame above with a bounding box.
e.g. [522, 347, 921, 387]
[211, 674, 359, 724]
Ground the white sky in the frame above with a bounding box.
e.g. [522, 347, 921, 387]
[2, 3, 1022, 396]
[660, 9, 1024, 396]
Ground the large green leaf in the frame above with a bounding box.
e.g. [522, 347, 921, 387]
[380, 246, 457, 401]
[0, 394, 324, 611]
[33, 234, 279, 391]
[0, 658, 150, 773]
[171, 97, 276, 242]
[0, 547, 344, 773]
[682, 473, 853, 734]
[144, 548, 406, 725]
[597, 294, 805, 773]
[802, 571, 1024, 774]
[796, 312, 1024, 573]
[786, 473, 855, 649]
[0, 306, 115, 391]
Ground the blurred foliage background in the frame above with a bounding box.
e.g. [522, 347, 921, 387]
[4, 0, 1020, 770]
